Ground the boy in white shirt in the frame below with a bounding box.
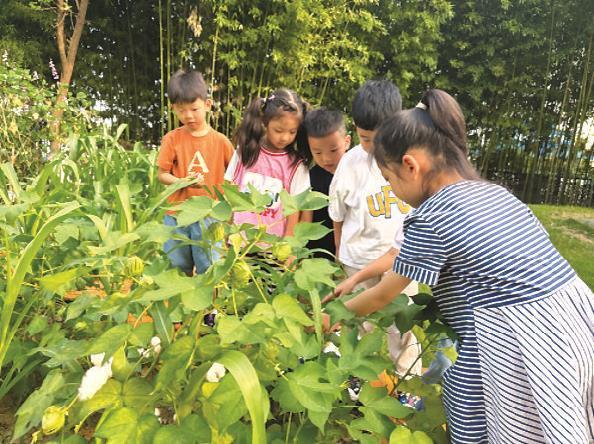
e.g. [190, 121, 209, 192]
[328, 80, 421, 376]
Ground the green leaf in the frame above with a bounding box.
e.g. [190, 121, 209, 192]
[94, 406, 138, 442]
[272, 293, 313, 326]
[218, 350, 270, 444]
[181, 285, 213, 311]
[138, 270, 195, 303]
[175, 196, 215, 226]
[292, 222, 332, 242]
[128, 322, 154, 347]
[40, 267, 88, 295]
[13, 370, 64, 440]
[359, 385, 413, 419]
[76, 379, 123, 422]
[280, 189, 328, 216]
[2, 201, 80, 370]
[86, 324, 132, 359]
[87, 232, 140, 256]
[217, 315, 266, 345]
[155, 336, 195, 390]
[130, 414, 160, 444]
[221, 183, 271, 211]
[66, 294, 97, 321]
[149, 301, 173, 344]
[180, 414, 211, 443]
[202, 373, 247, 430]
[389, 426, 434, 444]
[294, 258, 337, 291]
[212, 200, 232, 220]
[123, 378, 155, 414]
[177, 363, 211, 419]
[135, 221, 174, 244]
[115, 183, 135, 233]
[325, 299, 356, 323]
[153, 425, 195, 444]
[281, 362, 339, 431]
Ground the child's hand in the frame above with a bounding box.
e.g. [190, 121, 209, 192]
[321, 312, 341, 333]
[179, 175, 201, 189]
[322, 276, 357, 303]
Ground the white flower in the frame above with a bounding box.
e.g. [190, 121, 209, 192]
[150, 336, 162, 354]
[78, 363, 112, 401]
[323, 342, 341, 357]
[90, 353, 105, 367]
[154, 408, 161, 417]
[206, 362, 226, 383]
[347, 387, 360, 402]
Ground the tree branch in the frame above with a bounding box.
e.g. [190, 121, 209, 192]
[56, 0, 68, 68]
[66, 0, 89, 68]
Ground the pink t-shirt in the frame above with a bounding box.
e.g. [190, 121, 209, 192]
[225, 147, 310, 237]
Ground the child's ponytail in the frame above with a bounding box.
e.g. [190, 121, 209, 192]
[374, 89, 479, 180]
[233, 97, 266, 168]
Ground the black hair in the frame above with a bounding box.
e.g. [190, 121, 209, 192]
[167, 70, 208, 104]
[352, 79, 402, 131]
[374, 89, 479, 181]
[303, 108, 346, 138]
[233, 88, 309, 168]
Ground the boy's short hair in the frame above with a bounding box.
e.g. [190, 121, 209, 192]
[352, 80, 402, 131]
[304, 108, 346, 138]
[167, 70, 208, 104]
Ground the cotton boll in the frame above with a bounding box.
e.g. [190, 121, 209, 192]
[347, 387, 360, 402]
[323, 342, 341, 357]
[150, 336, 162, 354]
[90, 352, 105, 367]
[78, 364, 111, 401]
[205, 362, 226, 383]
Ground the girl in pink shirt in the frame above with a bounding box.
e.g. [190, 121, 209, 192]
[225, 89, 310, 237]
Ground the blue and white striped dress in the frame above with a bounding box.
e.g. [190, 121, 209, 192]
[394, 180, 594, 444]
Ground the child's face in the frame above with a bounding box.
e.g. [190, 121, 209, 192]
[172, 98, 211, 132]
[308, 130, 350, 173]
[265, 113, 301, 151]
[355, 127, 376, 153]
[379, 158, 423, 208]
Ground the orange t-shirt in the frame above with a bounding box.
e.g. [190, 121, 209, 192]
[157, 126, 234, 204]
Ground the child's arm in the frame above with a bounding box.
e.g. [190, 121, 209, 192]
[333, 221, 343, 261]
[344, 271, 412, 316]
[333, 247, 398, 298]
[300, 210, 313, 223]
[157, 167, 180, 185]
[284, 212, 300, 237]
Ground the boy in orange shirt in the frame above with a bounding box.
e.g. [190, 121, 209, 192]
[157, 70, 234, 275]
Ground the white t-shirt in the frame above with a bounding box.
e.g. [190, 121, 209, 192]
[329, 144, 412, 269]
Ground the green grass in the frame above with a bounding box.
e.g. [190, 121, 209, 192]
[530, 205, 594, 288]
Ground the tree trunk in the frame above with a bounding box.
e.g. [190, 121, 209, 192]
[50, 0, 90, 153]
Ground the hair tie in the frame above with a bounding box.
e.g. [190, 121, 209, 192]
[261, 94, 276, 113]
[416, 102, 427, 110]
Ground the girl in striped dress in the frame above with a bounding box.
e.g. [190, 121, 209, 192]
[331, 89, 594, 443]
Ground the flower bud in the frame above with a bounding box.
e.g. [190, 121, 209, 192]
[272, 242, 292, 262]
[41, 406, 66, 435]
[126, 256, 144, 276]
[230, 261, 251, 288]
[207, 222, 225, 243]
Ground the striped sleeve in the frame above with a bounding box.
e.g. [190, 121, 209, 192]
[393, 215, 447, 286]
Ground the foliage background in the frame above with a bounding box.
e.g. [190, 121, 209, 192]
[0, 0, 593, 204]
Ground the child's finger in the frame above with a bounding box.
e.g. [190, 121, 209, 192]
[321, 292, 336, 304]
